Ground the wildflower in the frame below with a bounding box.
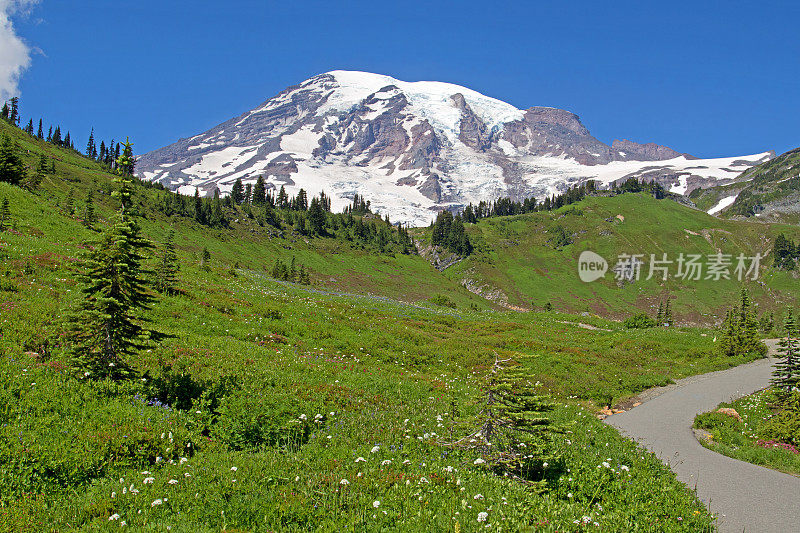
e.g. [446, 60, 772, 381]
[601, 461, 610, 468]
[373, 500, 380, 508]
[299, 414, 307, 420]
[355, 457, 366, 463]
[109, 514, 120, 521]
[180, 457, 188, 464]
[419, 477, 430, 484]
[231, 466, 238, 471]
[567, 492, 573, 498]
[381, 459, 392, 466]
[184, 473, 191, 478]
[143, 477, 155, 484]
[340, 479, 350, 485]
[151, 499, 163, 507]
[477, 512, 488, 522]
[371, 445, 380, 453]
[543, 462, 548, 468]
[168, 479, 178, 485]
[120, 521, 127, 527]
[473, 458, 485, 465]
[474, 494, 484, 500]
[620, 465, 630, 472]
[295, 476, 300, 482]
[141, 471, 151, 475]
[111, 491, 116, 498]
[402, 459, 411, 465]
[156, 457, 163, 463]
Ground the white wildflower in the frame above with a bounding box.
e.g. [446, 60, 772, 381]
[373, 500, 380, 508]
[477, 511, 488, 522]
[151, 499, 163, 507]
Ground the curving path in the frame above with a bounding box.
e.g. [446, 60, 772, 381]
[606, 341, 800, 533]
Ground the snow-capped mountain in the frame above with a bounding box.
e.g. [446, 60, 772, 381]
[137, 70, 773, 226]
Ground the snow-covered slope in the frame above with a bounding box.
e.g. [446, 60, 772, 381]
[137, 70, 774, 226]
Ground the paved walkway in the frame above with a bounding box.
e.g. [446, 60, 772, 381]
[606, 341, 800, 532]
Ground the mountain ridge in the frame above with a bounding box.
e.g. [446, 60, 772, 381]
[137, 70, 772, 225]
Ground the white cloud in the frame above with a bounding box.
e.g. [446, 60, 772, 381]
[0, 0, 40, 100]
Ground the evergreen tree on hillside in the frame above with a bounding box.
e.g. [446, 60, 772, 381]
[1, 103, 8, 121]
[277, 185, 289, 209]
[155, 229, 180, 294]
[736, 289, 762, 356]
[116, 138, 135, 176]
[664, 298, 673, 326]
[231, 178, 244, 205]
[8, 97, 19, 126]
[0, 134, 25, 185]
[772, 309, 800, 394]
[211, 189, 225, 227]
[308, 196, 326, 235]
[446, 355, 556, 481]
[0, 197, 10, 232]
[200, 247, 211, 271]
[36, 118, 43, 139]
[86, 129, 97, 159]
[252, 175, 266, 205]
[46, 126, 52, 142]
[83, 190, 96, 228]
[68, 167, 159, 380]
[64, 188, 75, 216]
[193, 188, 204, 224]
[244, 183, 252, 205]
[24, 119, 33, 135]
[264, 201, 280, 228]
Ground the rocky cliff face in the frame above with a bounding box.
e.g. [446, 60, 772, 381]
[137, 70, 773, 226]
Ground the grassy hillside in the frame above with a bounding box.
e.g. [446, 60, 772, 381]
[427, 193, 800, 323]
[692, 147, 800, 222]
[0, 120, 755, 530]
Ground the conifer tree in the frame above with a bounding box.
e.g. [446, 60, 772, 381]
[276, 185, 288, 209]
[252, 175, 266, 205]
[86, 129, 97, 158]
[308, 196, 326, 235]
[211, 189, 224, 227]
[46, 126, 52, 142]
[1, 103, 8, 121]
[155, 229, 180, 294]
[65, 187, 75, 215]
[68, 166, 158, 379]
[664, 298, 673, 326]
[24, 119, 33, 135]
[193, 188, 204, 224]
[0, 134, 24, 185]
[36, 118, 43, 139]
[656, 300, 664, 325]
[244, 183, 252, 205]
[772, 309, 800, 394]
[8, 97, 19, 126]
[231, 178, 244, 205]
[264, 201, 280, 228]
[83, 190, 96, 228]
[445, 355, 555, 481]
[201, 247, 211, 271]
[116, 138, 135, 176]
[0, 197, 10, 232]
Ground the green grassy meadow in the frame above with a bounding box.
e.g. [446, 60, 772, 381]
[0, 118, 790, 531]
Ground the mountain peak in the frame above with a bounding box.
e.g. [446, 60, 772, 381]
[136, 70, 772, 225]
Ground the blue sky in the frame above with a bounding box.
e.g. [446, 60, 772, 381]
[8, 0, 800, 156]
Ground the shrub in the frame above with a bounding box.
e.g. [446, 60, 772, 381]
[623, 313, 656, 329]
[429, 294, 456, 309]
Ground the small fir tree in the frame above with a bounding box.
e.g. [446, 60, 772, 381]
[772, 309, 800, 394]
[154, 229, 180, 294]
[200, 247, 211, 271]
[83, 190, 96, 228]
[0, 197, 10, 232]
[444, 355, 556, 482]
[0, 134, 25, 185]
